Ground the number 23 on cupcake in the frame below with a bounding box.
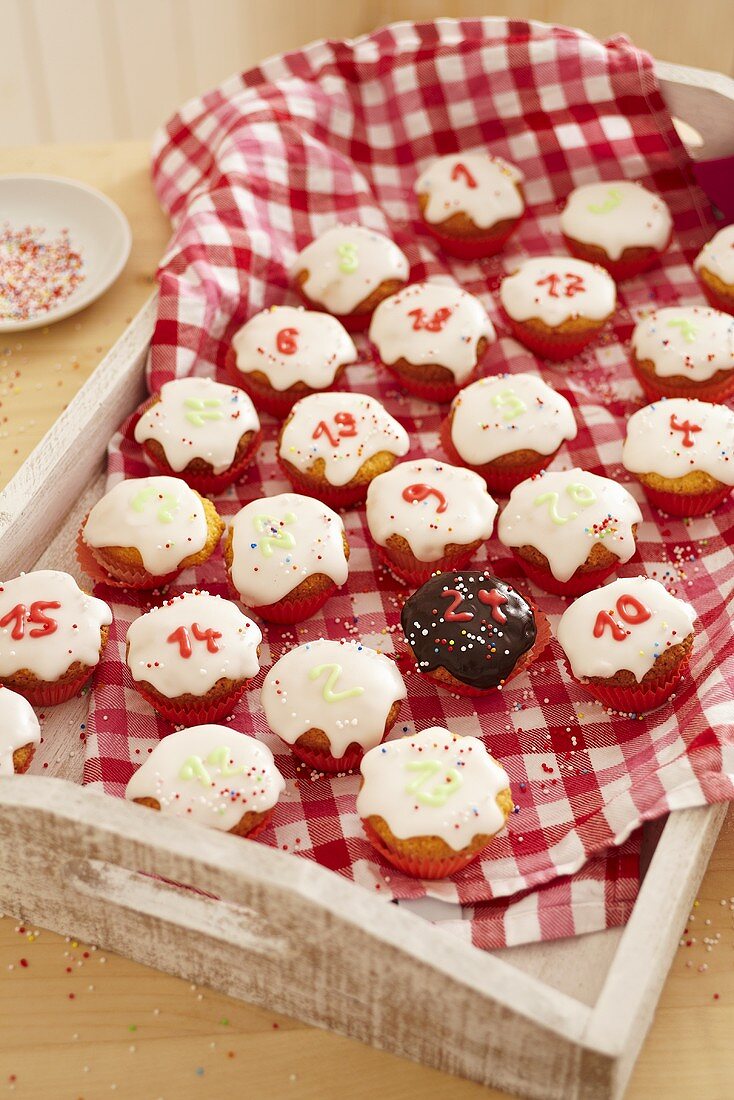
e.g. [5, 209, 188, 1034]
[312, 411, 358, 447]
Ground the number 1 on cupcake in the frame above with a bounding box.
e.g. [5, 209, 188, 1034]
[450, 162, 478, 189]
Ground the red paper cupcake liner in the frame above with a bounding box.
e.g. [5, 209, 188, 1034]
[132, 680, 250, 724]
[277, 455, 370, 508]
[242, 807, 275, 840]
[698, 278, 734, 317]
[145, 426, 263, 496]
[631, 361, 734, 405]
[439, 418, 553, 493]
[290, 740, 366, 774]
[505, 316, 600, 361]
[563, 235, 668, 281]
[513, 551, 619, 597]
[641, 482, 733, 517]
[423, 218, 520, 260]
[375, 543, 481, 586]
[361, 818, 484, 879]
[580, 654, 691, 715]
[16, 664, 96, 707]
[76, 520, 180, 591]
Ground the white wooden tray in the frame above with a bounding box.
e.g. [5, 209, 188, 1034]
[0, 57, 732, 1100]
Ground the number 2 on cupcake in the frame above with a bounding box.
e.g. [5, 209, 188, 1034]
[312, 412, 357, 447]
[308, 662, 365, 703]
[405, 759, 463, 806]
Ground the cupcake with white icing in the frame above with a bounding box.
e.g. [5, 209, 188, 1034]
[278, 391, 410, 507]
[228, 305, 357, 417]
[499, 256, 616, 360]
[291, 225, 409, 331]
[557, 576, 696, 713]
[126, 725, 285, 837]
[224, 492, 349, 624]
[694, 224, 734, 316]
[261, 638, 406, 772]
[414, 151, 525, 259]
[125, 591, 262, 723]
[630, 306, 734, 403]
[357, 726, 512, 879]
[441, 372, 577, 492]
[560, 180, 672, 280]
[134, 377, 261, 494]
[623, 398, 734, 516]
[365, 459, 497, 583]
[368, 282, 496, 402]
[497, 468, 643, 596]
[0, 686, 41, 773]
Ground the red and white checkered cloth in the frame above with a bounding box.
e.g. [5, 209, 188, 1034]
[83, 18, 734, 949]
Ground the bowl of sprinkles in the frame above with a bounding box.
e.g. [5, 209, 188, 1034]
[0, 174, 131, 332]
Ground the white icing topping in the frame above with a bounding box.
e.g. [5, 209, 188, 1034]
[449, 372, 577, 465]
[623, 398, 734, 485]
[0, 570, 112, 682]
[261, 638, 407, 757]
[134, 377, 260, 474]
[125, 724, 284, 832]
[414, 152, 524, 229]
[366, 459, 497, 562]
[369, 282, 496, 383]
[497, 468, 642, 583]
[228, 492, 348, 607]
[84, 476, 209, 575]
[291, 225, 409, 315]
[279, 391, 410, 487]
[560, 180, 673, 260]
[0, 686, 41, 775]
[231, 306, 357, 392]
[356, 726, 510, 850]
[694, 224, 734, 286]
[557, 576, 696, 682]
[631, 306, 734, 383]
[500, 256, 615, 326]
[126, 591, 262, 699]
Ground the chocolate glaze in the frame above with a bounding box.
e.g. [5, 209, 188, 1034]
[401, 570, 537, 689]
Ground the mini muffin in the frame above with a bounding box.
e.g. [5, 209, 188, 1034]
[225, 492, 349, 624]
[0, 569, 112, 705]
[560, 180, 673, 280]
[125, 724, 285, 837]
[0, 686, 41, 773]
[366, 458, 497, 583]
[357, 726, 512, 879]
[694, 224, 734, 314]
[441, 372, 577, 493]
[278, 391, 410, 507]
[134, 376, 261, 494]
[261, 638, 407, 773]
[497, 468, 642, 596]
[227, 305, 357, 417]
[414, 151, 525, 259]
[623, 398, 734, 516]
[400, 570, 544, 697]
[126, 591, 262, 723]
[79, 475, 224, 589]
[499, 256, 616, 360]
[557, 576, 696, 713]
[368, 281, 496, 402]
[630, 306, 734, 403]
[290, 225, 409, 331]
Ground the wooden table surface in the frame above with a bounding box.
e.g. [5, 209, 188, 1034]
[0, 142, 732, 1100]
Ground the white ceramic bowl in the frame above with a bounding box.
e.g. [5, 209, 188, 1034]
[0, 174, 132, 333]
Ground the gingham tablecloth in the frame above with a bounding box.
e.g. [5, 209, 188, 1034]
[83, 18, 734, 949]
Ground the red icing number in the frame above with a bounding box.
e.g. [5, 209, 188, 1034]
[441, 589, 473, 622]
[669, 413, 701, 448]
[0, 601, 60, 639]
[276, 327, 298, 355]
[312, 412, 357, 448]
[450, 161, 478, 189]
[167, 623, 223, 659]
[407, 307, 453, 333]
[440, 586, 508, 624]
[402, 483, 448, 514]
[593, 595, 651, 642]
[536, 272, 586, 299]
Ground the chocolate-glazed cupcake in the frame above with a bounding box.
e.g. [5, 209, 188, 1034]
[400, 570, 538, 696]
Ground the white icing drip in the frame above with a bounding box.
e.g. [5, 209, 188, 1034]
[695, 224, 734, 286]
[557, 576, 696, 682]
[279, 391, 410, 487]
[560, 180, 673, 260]
[414, 152, 524, 229]
[623, 398, 734, 485]
[291, 225, 409, 315]
[125, 724, 284, 832]
[369, 282, 496, 383]
[356, 726, 510, 850]
[449, 372, 577, 465]
[365, 459, 497, 562]
[126, 591, 262, 699]
[0, 570, 111, 682]
[134, 377, 260, 474]
[261, 638, 407, 757]
[497, 468, 642, 583]
[84, 476, 209, 575]
[631, 306, 734, 383]
[0, 686, 41, 775]
[231, 306, 357, 392]
[500, 256, 615, 326]
[229, 492, 348, 607]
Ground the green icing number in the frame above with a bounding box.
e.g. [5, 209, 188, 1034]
[534, 482, 597, 525]
[130, 485, 179, 524]
[587, 187, 622, 215]
[253, 512, 296, 558]
[404, 759, 463, 807]
[666, 318, 698, 344]
[490, 388, 526, 421]
[308, 662, 365, 703]
[184, 396, 224, 426]
[179, 746, 251, 787]
[336, 242, 358, 274]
